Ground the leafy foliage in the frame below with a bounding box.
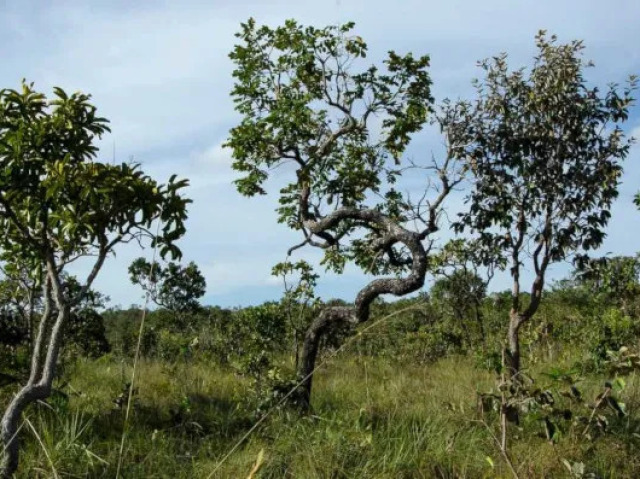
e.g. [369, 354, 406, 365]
[574, 255, 640, 314]
[272, 260, 320, 364]
[446, 31, 637, 375]
[61, 276, 110, 358]
[453, 33, 636, 256]
[0, 82, 191, 477]
[227, 18, 436, 273]
[0, 83, 190, 273]
[451, 31, 636, 288]
[214, 302, 288, 384]
[129, 258, 206, 314]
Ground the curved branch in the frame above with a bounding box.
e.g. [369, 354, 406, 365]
[296, 210, 427, 410]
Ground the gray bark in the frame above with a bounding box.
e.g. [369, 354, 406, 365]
[1, 383, 49, 477]
[1, 265, 70, 478]
[506, 313, 522, 379]
[296, 222, 427, 411]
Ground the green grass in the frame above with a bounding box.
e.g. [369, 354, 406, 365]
[3, 351, 640, 478]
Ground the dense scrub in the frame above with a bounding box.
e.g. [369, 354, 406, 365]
[3, 277, 640, 477]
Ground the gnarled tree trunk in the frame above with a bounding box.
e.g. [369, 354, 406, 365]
[1, 384, 50, 477]
[296, 225, 428, 412]
[297, 307, 356, 410]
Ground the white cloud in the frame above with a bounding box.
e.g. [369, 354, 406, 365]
[141, 141, 237, 190]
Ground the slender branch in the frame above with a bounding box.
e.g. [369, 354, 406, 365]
[523, 204, 554, 320]
[74, 236, 109, 306]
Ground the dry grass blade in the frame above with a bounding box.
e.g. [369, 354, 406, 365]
[246, 449, 265, 479]
[23, 416, 58, 479]
[115, 213, 164, 479]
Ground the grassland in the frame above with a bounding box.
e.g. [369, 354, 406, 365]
[3, 345, 640, 478]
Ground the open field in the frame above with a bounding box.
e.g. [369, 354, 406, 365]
[3, 349, 640, 478]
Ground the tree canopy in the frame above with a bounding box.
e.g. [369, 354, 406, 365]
[448, 32, 637, 374]
[129, 258, 207, 314]
[226, 18, 443, 273]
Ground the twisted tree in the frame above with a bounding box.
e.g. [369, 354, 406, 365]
[0, 83, 190, 477]
[227, 19, 464, 410]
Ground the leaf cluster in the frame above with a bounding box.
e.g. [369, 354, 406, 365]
[451, 32, 637, 265]
[0, 82, 191, 280]
[227, 19, 435, 273]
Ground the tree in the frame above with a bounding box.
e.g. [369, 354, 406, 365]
[431, 269, 487, 349]
[430, 239, 495, 350]
[0, 83, 190, 477]
[449, 32, 636, 378]
[227, 19, 463, 410]
[272, 260, 320, 370]
[128, 258, 206, 316]
[574, 254, 640, 315]
[228, 302, 287, 380]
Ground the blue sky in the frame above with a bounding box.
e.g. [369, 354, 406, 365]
[0, 0, 638, 308]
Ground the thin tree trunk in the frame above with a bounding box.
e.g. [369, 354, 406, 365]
[1, 286, 68, 478]
[506, 312, 522, 380]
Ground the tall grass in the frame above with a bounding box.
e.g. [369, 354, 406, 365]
[3, 352, 640, 478]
